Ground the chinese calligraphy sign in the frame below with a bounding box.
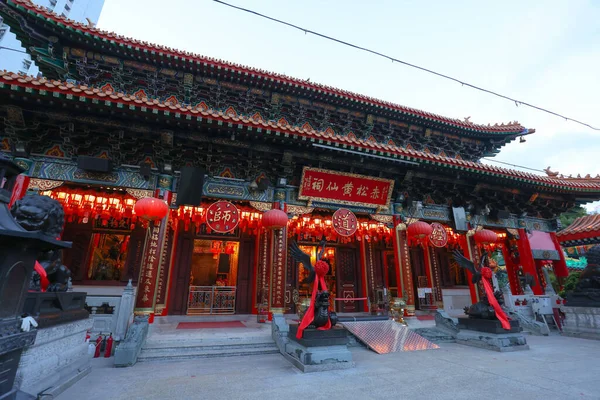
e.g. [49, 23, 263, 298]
[135, 222, 164, 310]
[206, 201, 240, 233]
[298, 167, 394, 208]
[429, 222, 448, 248]
[332, 208, 358, 236]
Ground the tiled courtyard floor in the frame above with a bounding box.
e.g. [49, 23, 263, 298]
[59, 334, 600, 400]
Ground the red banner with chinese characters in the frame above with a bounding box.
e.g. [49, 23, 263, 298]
[205, 201, 240, 233]
[135, 221, 165, 310]
[299, 167, 394, 208]
[429, 222, 448, 248]
[332, 208, 358, 236]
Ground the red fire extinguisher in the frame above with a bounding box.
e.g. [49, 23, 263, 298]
[104, 334, 114, 358]
[93, 335, 102, 358]
[85, 331, 91, 343]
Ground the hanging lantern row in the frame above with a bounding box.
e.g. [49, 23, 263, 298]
[287, 214, 392, 243]
[41, 189, 138, 227]
[172, 204, 263, 234]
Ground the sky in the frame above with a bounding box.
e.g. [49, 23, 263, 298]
[98, 0, 600, 212]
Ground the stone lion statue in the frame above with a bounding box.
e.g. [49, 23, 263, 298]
[10, 194, 65, 238]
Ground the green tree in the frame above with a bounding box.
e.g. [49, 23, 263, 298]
[559, 206, 588, 231]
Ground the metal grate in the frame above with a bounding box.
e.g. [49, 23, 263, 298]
[342, 320, 439, 354]
[188, 286, 236, 315]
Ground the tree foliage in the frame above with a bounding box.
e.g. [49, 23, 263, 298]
[559, 206, 588, 231]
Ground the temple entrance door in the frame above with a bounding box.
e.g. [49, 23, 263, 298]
[235, 236, 255, 314]
[168, 228, 194, 315]
[409, 247, 428, 310]
[336, 247, 360, 313]
[384, 251, 398, 297]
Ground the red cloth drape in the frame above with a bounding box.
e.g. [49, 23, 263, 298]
[481, 267, 511, 330]
[296, 261, 331, 339]
[34, 261, 49, 292]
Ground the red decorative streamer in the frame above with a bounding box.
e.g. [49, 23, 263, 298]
[296, 260, 331, 339]
[481, 267, 511, 330]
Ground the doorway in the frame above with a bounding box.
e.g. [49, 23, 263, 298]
[187, 239, 239, 315]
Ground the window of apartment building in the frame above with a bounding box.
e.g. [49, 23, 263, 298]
[20, 59, 32, 73]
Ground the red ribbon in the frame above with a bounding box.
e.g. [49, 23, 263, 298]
[481, 267, 511, 330]
[34, 261, 49, 292]
[296, 261, 331, 339]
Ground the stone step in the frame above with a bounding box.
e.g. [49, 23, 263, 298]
[142, 341, 277, 351]
[138, 343, 279, 362]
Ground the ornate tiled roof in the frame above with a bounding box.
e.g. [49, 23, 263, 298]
[557, 214, 600, 245]
[1, 71, 599, 194]
[3, 0, 527, 136]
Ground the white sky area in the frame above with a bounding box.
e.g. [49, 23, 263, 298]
[98, 0, 600, 213]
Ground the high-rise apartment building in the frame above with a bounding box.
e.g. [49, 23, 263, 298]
[0, 0, 105, 75]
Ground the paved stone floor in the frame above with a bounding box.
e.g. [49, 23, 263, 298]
[59, 334, 600, 400]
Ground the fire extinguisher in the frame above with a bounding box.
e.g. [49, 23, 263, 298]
[85, 331, 91, 343]
[93, 335, 102, 358]
[104, 334, 114, 358]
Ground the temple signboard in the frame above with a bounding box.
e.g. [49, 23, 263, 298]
[429, 222, 448, 248]
[298, 167, 394, 208]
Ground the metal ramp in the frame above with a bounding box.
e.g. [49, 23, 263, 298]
[342, 320, 439, 354]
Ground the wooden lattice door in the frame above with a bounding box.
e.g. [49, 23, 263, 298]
[336, 247, 360, 313]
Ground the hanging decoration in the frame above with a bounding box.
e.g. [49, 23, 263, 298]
[171, 205, 261, 234]
[41, 188, 137, 227]
[407, 221, 433, 244]
[287, 215, 392, 243]
[262, 208, 288, 230]
[474, 229, 498, 245]
[429, 222, 448, 247]
[134, 197, 169, 222]
[205, 201, 240, 233]
[332, 208, 358, 237]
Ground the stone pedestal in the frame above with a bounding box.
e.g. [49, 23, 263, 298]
[561, 306, 600, 340]
[14, 318, 93, 398]
[456, 330, 530, 352]
[283, 325, 353, 372]
[456, 318, 529, 352]
[114, 316, 149, 367]
[458, 318, 522, 334]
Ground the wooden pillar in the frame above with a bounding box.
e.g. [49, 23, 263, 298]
[516, 228, 543, 295]
[269, 201, 287, 314]
[359, 239, 370, 312]
[134, 187, 172, 323]
[458, 233, 479, 303]
[549, 232, 569, 279]
[500, 240, 522, 295]
[396, 223, 416, 316]
[391, 215, 405, 300]
[427, 245, 444, 308]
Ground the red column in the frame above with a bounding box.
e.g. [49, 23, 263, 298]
[359, 239, 370, 312]
[269, 202, 287, 314]
[134, 190, 172, 323]
[421, 244, 437, 309]
[396, 225, 415, 316]
[458, 234, 479, 303]
[516, 228, 542, 295]
[549, 232, 569, 278]
[391, 215, 404, 298]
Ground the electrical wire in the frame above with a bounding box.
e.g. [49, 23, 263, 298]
[481, 158, 545, 173]
[0, 46, 28, 54]
[212, 0, 600, 131]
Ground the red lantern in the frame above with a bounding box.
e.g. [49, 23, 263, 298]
[262, 209, 288, 230]
[407, 221, 433, 241]
[474, 229, 498, 245]
[134, 197, 169, 221]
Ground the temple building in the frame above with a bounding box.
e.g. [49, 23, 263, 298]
[2, 0, 600, 321]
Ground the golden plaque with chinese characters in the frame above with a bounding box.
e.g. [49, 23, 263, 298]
[332, 208, 358, 236]
[429, 222, 448, 248]
[205, 201, 240, 233]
